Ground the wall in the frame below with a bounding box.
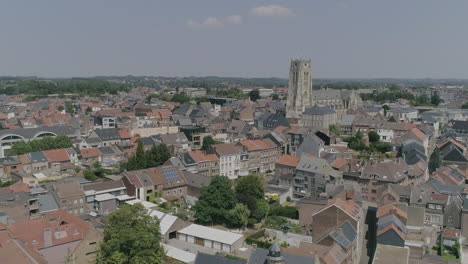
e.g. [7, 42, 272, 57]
[130, 126, 179, 137]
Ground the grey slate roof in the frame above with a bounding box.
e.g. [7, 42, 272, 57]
[27, 151, 48, 163]
[303, 106, 335, 115]
[94, 128, 120, 141]
[377, 214, 408, 235]
[152, 132, 189, 145]
[99, 146, 115, 155]
[39, 194, 59, 213]
[0, 125, 77, 140]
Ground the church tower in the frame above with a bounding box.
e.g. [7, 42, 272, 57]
[286, 59, 313, 119]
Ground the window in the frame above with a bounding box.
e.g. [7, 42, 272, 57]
[448, 216, 453, 223]
[79, 199, 83, 204]
[74, 200, 78, 205]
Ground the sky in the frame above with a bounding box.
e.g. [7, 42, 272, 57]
[1, 0, 468, 79]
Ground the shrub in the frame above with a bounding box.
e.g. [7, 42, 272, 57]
[269, 206, 299, 219]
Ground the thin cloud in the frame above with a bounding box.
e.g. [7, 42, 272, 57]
[225, 15, 242, 25]
[187, 17, 224, 29]
[250, 5, 295, 17]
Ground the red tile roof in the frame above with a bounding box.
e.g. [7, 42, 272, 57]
[275, 155, 300, 167]
[410, 127, 427, 142]
[80, 148, 102, 159]
[331, 158, 348, 169]
[9, 183, 30, 193]
[118, 130, 131, 139]
[8, 210, 91, 250]
[42, 149, 70, 163]
[239, 138, 277, 151]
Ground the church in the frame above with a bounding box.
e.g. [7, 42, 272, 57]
[285, 59, 363, 127]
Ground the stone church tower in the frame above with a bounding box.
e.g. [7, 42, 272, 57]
[286, 59, 313, 119]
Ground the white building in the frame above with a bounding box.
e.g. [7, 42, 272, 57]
[177, 224, 244, 253]
[210, 143, 241, 179]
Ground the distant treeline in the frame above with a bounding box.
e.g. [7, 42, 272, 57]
[0, 79, 132, 96]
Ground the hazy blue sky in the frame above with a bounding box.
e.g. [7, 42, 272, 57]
[1, 0, 468, 78]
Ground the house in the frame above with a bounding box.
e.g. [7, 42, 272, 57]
[431, 165, 465, 186]
[25, 152, 48, 173]
[387, 107, 418, 122]
[42, 148, 71, 171]
[275, 154, 300, 183]
[52, 182, 88, 216]
[152, 132, 190, 155]
[209, 143, 241, 179]
[98, 146, 124, 166]
[90, 128, 122, 146]
[177, 224, 244, 253]
[122, 170, 155, 201]
[182, 150, 219, 177]
[377, 214, 407, 247]
[7, 210, 100, 264]
[153, 166, 188, 201]
[82, 180, 127, 213]
[0, 157, 22, 178]
[123, 166, 188, 202]
[237, 138, 280, 175]
[302, 199, 362, 264]
[293, 155, 341, 198]
[295, 133, 324, 157]
[80, 147, 102, 166]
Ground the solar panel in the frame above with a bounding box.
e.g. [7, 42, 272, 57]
[163, 168, 180, 184]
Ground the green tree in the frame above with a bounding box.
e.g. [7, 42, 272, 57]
[382, 105, 390, 116]
[368, 131, 380, 143]
[85, 106, 92, 115]
[202, 135, 217, 150]
[251, 199, 269, 221]
[461, 102, 468, 109]
[83, 170, 98, 181]
[171, 92, 191, 104]
[227, 203, 250, 228]
[194, 176, 237, 224]
[136, 141, 147, 169]
[96, 204, 166, 264]
[57, 105, 64, 111]
[235, 174, 267, 221]
[329, 124, 341, 136]
[431, 93, 443, 106]
[236, 174, 265, 201]
[8, 135, 73, 156]
[271, 94, 279, 100]
[249, 89, 261, 102]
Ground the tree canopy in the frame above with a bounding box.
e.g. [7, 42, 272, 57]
[121, 142, 171, 171]
[194, 176, 237, 224]
[96, 204, 166, 264]
[235, 174, 268, 222]
[249, 89, 261, 102]
[8, 136, 72, 156]
[368, 131, 380, 143]
[201, 135, 219, 150]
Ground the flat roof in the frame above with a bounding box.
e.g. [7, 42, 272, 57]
[125, 199, 158, 210]
[115, 194, 135, 201]
[373, 244, 409, 264]
[177, 224, 243, 245]
[94, 193, 116, 202]
[162, 243, 196, 263]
